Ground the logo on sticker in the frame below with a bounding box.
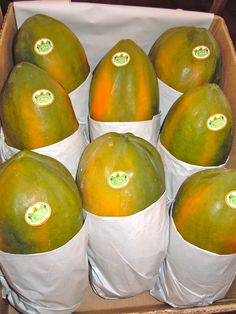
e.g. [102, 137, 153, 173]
[112, 52, 130, 67]
[192, 45, 210, 59]
[108, 171, 129, 188]
[225, 191, 236, 209]
[32, 89, 54, 106]
[25, 202, 51, 226]
[207, 114, 227, 131]
[34, 38, 53, 55]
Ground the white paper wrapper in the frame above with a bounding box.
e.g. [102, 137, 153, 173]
[89, 114, 161, 146]
[0, 128, 87, 178]
[14, 2, 214, 71]
[69, 72, 92, 143]
[85, 192, 169, 299]
[150, 216, 236, 307]
[0, 221, 89, 314]
[158, 78, 183, 126]
[157, 140, 227, 207]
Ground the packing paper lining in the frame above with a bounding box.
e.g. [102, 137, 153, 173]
[0, 128, 87, 178]
[14, 1, 214, 72]
[157, 140, 227, 207]
[89, 113, 161, 146]
[69, 72, 92, 143]
[85, 192, 169, 299]
[158, 78, 183, 126]
[0, 221, 89, 314]
[150, 215, 236, 307]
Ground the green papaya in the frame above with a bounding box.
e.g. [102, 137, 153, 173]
[0, 150, 83, 254]
[160, 84, 233, 166]
[77, 132, 165, 216]
[0, 62, 78, 150]
[13, 14, 90, 93]
[89, 39, 159, 122]
[173, 168, 236, 254]
[149, 26, 221, 93]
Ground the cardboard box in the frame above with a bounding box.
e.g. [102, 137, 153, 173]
[0, 2, 236, 313]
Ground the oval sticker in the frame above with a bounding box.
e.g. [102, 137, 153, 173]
[207, 113, 227, 131]
[225, 191, 236, 209]
[34, 38, 53, 55]
[108, 171, 129, 189]
[32, 89, 54, 106]
[192, 45, 210, 59]
[112, 52, 130, 67]
[25, 202, 51, 226]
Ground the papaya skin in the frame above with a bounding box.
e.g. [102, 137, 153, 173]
[0, 62, 79, 150]
[89, 39, 159, 122]
[77, 132, 165, 216]
[172, 168, 236, 255]
[160, 84, 233, 166]
[13, 14, 90, 93]
[0, 150, 83, 254]
[149, 26, 221, 93]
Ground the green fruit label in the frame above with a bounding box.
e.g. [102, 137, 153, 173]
[34, 38, 53, 55]
[112, 52, 130, 67]
[25, 202, 51, 226]
[207, 113, 227, 131]
[225, 191, 236, 209]
[108, 171, 129, 188]
[192, 45, 210, 59]
[32, 89, 54, 106]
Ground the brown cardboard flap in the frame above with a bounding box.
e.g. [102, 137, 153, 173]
[209, 16, 236, 169]
[0, 4, 16, 93]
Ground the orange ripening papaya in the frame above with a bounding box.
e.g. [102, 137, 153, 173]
[172, 168, 236, 254]
[0, 62, 78, 150]
[149, 26, 221, 93]
[76, 132, 165, 216]
[89, 39, 159, 122]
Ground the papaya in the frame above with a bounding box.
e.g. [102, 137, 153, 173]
[76, 132, 165, 216]
[0, 62, 78, 150]
[149, 26, 221, 93]
[0, 150, 83, 254]
[89, 39, 159, 122]
[172, 168, 236, 254]
[13, 14, 90, 93]
[160, 84, 233, 166]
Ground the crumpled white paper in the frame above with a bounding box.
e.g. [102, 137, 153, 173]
[69, 72, 92, 143]
[0, 128, 87, 178]
[150, 215, 236, 307]
[89, 114, 161, 146]
[158, 78, 183, 126]
[85, 192, 169, 299]
[157, 140, 227, 207]
[0, 221, 89, 314]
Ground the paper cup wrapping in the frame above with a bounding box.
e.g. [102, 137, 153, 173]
[0, 128, 87, 178]
[158, 78, 182, 126]
[69, 73, 92, 143]
[157, 140, 227, 207]
[85, 192, 169, 299]
[89, 114, 161, 146]
[0, 221, 89, 314]
[150, 216, 236, 307]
